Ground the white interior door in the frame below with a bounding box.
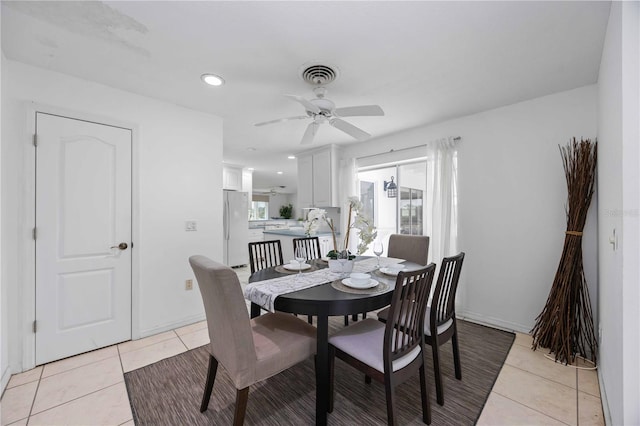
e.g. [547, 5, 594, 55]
[35, 112, 132, 365]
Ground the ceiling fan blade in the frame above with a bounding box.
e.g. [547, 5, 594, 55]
[329, 118, 371, 141]
[301, 122, 319, 145]
[334, 105, 384, 117]
[254, 115, 308, 127]
[284, 94, 321, 114]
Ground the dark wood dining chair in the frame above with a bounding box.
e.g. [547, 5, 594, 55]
[293, 236, 322, 260]
[378, 252, 465, 406]
[292, 237, 321, 324]
[189, 255, 317, 426]
[328, 264, 436, 425]
[248, 240, 284, 274]
[387, 234, 430, 265]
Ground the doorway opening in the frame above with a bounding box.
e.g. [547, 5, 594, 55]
[357, 161, 427, 255]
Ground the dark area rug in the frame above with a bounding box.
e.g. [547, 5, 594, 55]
[124, 319, 514, 425]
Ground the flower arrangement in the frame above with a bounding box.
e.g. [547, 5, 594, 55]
[303, 196, 377, 258]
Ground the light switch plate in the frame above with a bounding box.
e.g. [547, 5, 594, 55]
[185, 220, 197, 231]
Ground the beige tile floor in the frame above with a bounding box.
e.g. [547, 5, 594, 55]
[1, 266, 604, 425]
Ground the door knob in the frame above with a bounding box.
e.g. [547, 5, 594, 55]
[110, 242, 128, 250]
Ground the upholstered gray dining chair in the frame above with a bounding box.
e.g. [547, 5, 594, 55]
[387, 234, 430, 265]
[189, 255, 317, 425]
[378, 252, 465, 406]
[328, 264, 436, 425]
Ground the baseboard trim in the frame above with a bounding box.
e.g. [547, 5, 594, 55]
[1, 365, 12, 397]
[138, 313, 207, 339]
[457, 309, 532, 334]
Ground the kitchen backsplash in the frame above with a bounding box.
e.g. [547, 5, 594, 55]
[250, 207, 340, 233]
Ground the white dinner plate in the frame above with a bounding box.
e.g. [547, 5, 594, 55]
[379, 267, 405, 276]
[283, 263, 312, 271]
[342, 278, 379, 289]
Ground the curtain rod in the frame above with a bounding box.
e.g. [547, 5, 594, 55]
[356, 137, 461, 161]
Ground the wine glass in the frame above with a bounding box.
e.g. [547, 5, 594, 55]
[373, 241, 384, 269]
[337, 250, 349, 279]
[294, 246, 307, 277]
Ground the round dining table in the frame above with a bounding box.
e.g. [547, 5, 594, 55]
[248, 258, 421, 426]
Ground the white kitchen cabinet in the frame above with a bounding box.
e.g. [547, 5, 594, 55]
[297, 145, 339, 208]
[248, 228, 264, 243]
[223, 165, 243, 191]
[318, 235, 334, 257]
[297, 155, 314, 208]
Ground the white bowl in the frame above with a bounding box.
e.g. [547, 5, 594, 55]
[388, 264, 406, 272]
[350, 273, 370, 286]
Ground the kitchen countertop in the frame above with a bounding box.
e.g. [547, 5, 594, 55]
[262, 229, 339, 237]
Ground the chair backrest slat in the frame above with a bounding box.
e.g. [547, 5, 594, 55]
[248, 240, 284, 273]
[431, 252, 465, 326]
[384, 264, 436, 369]
[293, 237, 321, 260]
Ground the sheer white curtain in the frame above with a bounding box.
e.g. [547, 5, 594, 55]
[426, 137, 459, 263]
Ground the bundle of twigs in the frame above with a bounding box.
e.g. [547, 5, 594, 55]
[531, 138, 598, 365]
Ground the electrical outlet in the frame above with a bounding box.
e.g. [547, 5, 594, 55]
[185, 221, 197, 231]
[185, 279, 193, 290]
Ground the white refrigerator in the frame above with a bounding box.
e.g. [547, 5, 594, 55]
[223, 190, 249, 267]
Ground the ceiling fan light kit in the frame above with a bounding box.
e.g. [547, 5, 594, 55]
[254, 63, 384, 145]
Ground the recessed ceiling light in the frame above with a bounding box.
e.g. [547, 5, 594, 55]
[287, 155, 296, 159]
[201, 73, 225, 86]
[277, 171, 283, 175]
[247, 167, 255, 171]
[246, 147, 257, 152]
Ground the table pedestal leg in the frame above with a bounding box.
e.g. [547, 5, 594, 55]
[315, 311, 329, 425]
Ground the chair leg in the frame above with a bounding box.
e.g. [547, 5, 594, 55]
[344, 315, 349, 326]
[200, 355, 219, 412]
[452, 326, 462, 380]
[384, 374, 397, 426]
[419, 364, 432, 424]
[431, 339, 445, 406]
[233, 387, 249, 426]
[308, 315, 313, 324]
[362, 312, 367, 319]
[328, 346, 335, 413]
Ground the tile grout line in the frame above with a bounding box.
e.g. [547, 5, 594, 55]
[27, 380, 126, 420]
[491, 390, 574, 426]
[506, 361, 581, 392]
[25, 362, 46, 424]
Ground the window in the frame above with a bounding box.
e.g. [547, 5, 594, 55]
[250, 201, 269, 220]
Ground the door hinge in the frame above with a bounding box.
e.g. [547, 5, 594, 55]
[33, 134, 38, 147]
[33, 321, 37, 333]
[33, 227, 37, 240]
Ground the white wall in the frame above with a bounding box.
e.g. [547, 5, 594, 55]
[343, 85, 598, 334]
[1, 60, 223, 375]
[597, 2, 640, 424]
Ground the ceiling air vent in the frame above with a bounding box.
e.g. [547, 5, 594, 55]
[300, 63, 339, 86]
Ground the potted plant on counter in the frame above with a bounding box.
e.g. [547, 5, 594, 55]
[279, 203, 293, 219]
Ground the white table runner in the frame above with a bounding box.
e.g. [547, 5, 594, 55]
[244, 257, 404, 312]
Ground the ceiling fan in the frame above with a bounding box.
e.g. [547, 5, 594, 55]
[255, 86, 384, 145]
